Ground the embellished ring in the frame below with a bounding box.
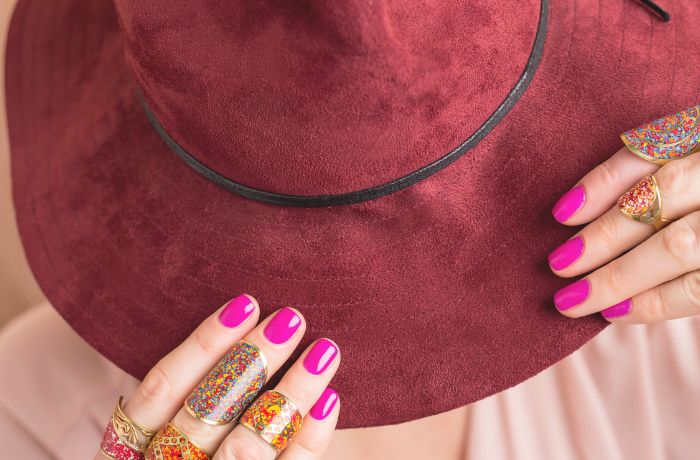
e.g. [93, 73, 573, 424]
[617, 175, 671, 231]
[145, 423, 210, 460]
[621, 105, 700, 164]
[100, 396, 157, 460]
[239, 390, 303, 453]
[185, 341, 268, 425]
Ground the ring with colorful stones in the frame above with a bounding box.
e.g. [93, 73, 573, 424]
[185, 341, 268, 425]
[145, 423, 210, 460]
[100, 396, 157, 460]
[239, 390, 303, 453]
[617, 175, 672, 231]
[621, 105, 700, 164]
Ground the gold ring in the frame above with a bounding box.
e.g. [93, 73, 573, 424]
[145, 423, 210, 460]
[239, 390, 303, 453]
[617, 175, 671, 231]
[100, 396, 157, 459]
[621, 105, 700, 164]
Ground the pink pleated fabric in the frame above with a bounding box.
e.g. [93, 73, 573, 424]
[0, 304, 698, 459]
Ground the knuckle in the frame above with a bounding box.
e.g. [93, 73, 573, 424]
[638, 290, 669, 323]
[597, 160, 619, 186]
[189, 328, 220, 357]
[683, 271, 700, 310]
[595, 212, 624, 252]
[600, 260, 627, 293]
[216, 434, 269, 460]
[660, 219, 698, 264]
[658, 160, 687, 197]
[139, 364, 175, 403]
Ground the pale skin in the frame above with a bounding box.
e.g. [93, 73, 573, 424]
[551, 146, 700, 323]
[94, 296, 341, 460]
[2, 1, 699, 457]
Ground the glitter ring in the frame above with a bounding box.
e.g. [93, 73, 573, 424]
[239, 390, 304, 453]
[621, 105, 700, 164]
[185, 341, 269, 425]
[100, 396, 157, 460]
[617, 175, 671, 231]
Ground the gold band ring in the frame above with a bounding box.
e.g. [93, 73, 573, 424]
[145, 423, 210, 460]
[240, 390, 303, 453]
[100, 396, 157, 459]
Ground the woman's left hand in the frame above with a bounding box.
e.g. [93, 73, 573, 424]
[549, 117, 700, 323]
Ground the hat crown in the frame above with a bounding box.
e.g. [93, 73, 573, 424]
[114, 0, 542, 198]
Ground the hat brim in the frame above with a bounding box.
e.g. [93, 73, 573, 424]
[7, 0, 700, 428]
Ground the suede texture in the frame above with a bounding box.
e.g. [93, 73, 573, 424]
[114, 0, 540, 195]
[6, 0, 700, 429]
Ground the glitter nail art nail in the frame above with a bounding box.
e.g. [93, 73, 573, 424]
[621, 105, 700, 164]
[240, 390, 303, 452]
[185, 341, 267, 425]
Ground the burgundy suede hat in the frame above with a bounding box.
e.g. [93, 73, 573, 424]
[6, 0, 700, 428]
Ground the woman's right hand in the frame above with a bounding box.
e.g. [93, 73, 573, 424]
[96, 294, 340, 460]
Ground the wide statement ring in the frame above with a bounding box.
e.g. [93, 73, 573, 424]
[145, 423, 210, 460]
[185, 341, 268, 425]
[621, 105, 700, 164]
[100, 396, 157, 460]
[618, 175, 671, 231]
[240, 390, 303, 453]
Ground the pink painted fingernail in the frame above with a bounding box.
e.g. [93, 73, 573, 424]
[304, 339, 338, 375]
[548, 236, 585, 271]
[553, 185, 586, 223]
[264, 308, 302, 344]
[602, 299, 632, 319]
[310, 388, 339, 420]
[554, 279, 590, 311]
[218, 295, 256, 328]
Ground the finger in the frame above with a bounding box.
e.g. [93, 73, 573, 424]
[170, 307, 306, 453]
[549, 152, 700, 277]
[217, 338, 341, 460]
[554, 211, 700, 317]
[552, 147, 657, 225]
[280, 389, 340, 460]
[123, 294, 260, 430]
[600, 269, 700, 323]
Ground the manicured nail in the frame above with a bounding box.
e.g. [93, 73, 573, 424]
[185, 341, 267, 424]
[304, 339, 338, 375]
[548, 236, 585, 271]
[310, 388, 339, 421]
[552, 185, 586, 223]
[554, 279, 590, 311]
[602, 298, 632, 319]
[219, 295, 256, 328]
[264, 308, 302, 344]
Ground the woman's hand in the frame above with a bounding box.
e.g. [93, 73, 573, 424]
[96, 294, 340, 460]
[549, 108, 700, 323]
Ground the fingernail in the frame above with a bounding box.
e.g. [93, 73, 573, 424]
[264, 308, 302, 344]
[310, 388, 339, 421]
[219, 295, 256, 328]
[602, 298, 632, 319]
[185, 341, 267, 424]
[548, 236, 585, 271]
[304, 339, 338, 375]
[554, 279, 590, 311]
[553, 185, 586, 223]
